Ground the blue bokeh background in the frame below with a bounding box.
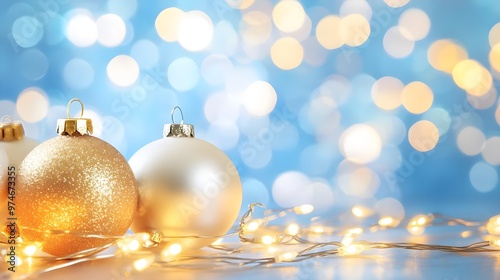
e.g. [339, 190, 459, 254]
[1, 0, 500, 220]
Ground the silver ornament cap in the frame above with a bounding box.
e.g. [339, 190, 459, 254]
[163, 106, 195, 138]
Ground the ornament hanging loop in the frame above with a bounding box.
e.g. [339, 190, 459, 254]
[163, 106, 194, 138]
[67, 98, 85, 119]
[1, 115, 13, 123]
[171, 106, 184, 124]
[57, 98, 93, 136]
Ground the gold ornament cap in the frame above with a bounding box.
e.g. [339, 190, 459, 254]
[56, 98, 93, 136]
[0, 116, 25, 141]
[163, 106, 195, 138]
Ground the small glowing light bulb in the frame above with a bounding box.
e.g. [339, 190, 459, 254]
[347, 227, 363, 235]
[261, 235, 275, 245]
[133, 259, 150, 271]
[294, 204, 314, 215]
[312, 226, 325, 233]
[246, 219, 262, 232]
[168, 243, 182, 256]
[275, 252, 298, 263]
[341, 235, 354, 246]
[416, 217, 426, 225]
[128, 239, 140, 251]
[286, 223, 300, 236]
[408, 214, 433, 227]
[22, 245, 38, 257]
[351, 205, 373, 217]
[378, 216, 399, 227]
[460, 231, 472, 238]
[352, 206, 364, 217]
[338, 244, 365, 256]
[487, 215, 500, 235]
[407, 225, 425, 235]
[490, 239, 500, 247]
[267, 246, 278, 253]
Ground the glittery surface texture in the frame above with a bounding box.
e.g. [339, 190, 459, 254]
[17, 135, 138, 257]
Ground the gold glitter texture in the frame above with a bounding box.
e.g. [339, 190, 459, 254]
[17, 135, 138, 257]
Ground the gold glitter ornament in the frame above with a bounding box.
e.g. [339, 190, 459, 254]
[16, 99, 138, 257]
[129, 107, 242, 251]
[0, 116, 39, 241]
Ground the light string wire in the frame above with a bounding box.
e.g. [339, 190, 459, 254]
[2, 203, 500, 278]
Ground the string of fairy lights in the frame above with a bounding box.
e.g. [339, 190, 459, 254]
[2, 203, 500, 278]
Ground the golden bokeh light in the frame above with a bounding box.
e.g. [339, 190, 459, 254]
[270, 37, 304, 70]
[489, 23, 500, 48]
[286, 223, 300, 235]
[168, 243, 182, 256]
[16, 88, 49, 123]
[340, 14, 370, 47]
[241, 11, 272, 45]
[225, 0, 254, 10]
[351, 205, 374, 218]
[383, 0, 410, 8]
[401, 81, 433, 114]
[489, 43, 500, 72]
[452, 59, 492, 96]
[378, 216, 399, 227]
[371, 76, 404, 110]
[408, 225, 425, 235]
[106, 55, 140, 87]
[316, 15, 343, 50]
[272, 0, 306, 33]
[340, 124, 382, 164]
[427, 39, 468, 73]
[398, 9, 431, 41]
[155, 7, 185, 42]
[408, 120, 439, 152]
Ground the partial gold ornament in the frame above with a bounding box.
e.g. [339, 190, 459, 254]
[129, 107, 242, 251]
[17, 99, 138, 257]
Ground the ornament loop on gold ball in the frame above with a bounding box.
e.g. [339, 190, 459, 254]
[57, 98, 93, 136]
[1, 115, 14, 123]
[66, 98, 85, 119]
[171, 106, 184, 124]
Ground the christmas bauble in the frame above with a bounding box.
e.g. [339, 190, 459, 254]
[128, 107, 242, 250]
[0, 116, 39, 166]
[0, 117, 39, 239]
[17, 99, 138, 257]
